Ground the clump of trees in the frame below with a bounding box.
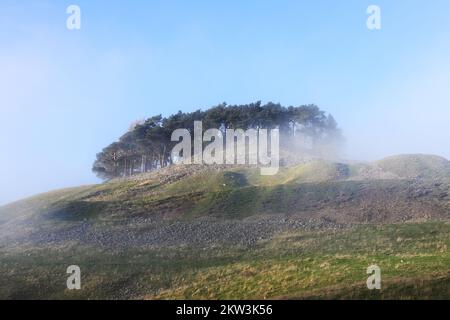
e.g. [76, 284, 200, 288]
[92, 102, 343, 179]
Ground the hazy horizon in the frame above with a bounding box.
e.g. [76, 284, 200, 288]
[1, 0, 450, 205]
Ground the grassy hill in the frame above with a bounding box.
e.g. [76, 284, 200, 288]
[1, 154, 450, 299]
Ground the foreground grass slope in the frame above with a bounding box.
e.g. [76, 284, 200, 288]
[0, 154, 449, 299]
[1, 221, 450, 299]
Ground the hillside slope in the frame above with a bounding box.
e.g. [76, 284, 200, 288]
[1, 154, 450, 299]
[1, 154, 450, 247]
[0, 155, 450, 223]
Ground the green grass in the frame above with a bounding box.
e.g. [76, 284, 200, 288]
[1, 221, 450, 299]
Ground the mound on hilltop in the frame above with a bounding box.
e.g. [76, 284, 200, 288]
[376, 154, 450, 180]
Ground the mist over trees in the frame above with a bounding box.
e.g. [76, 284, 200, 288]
[92, 102, 343, 179]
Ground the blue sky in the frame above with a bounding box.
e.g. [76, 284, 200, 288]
[1, 0, 450, 205]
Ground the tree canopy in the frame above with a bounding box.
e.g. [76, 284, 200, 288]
[92, 102, 343, 179]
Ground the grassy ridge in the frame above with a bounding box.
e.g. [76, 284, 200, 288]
[2, 163, 447, 224]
